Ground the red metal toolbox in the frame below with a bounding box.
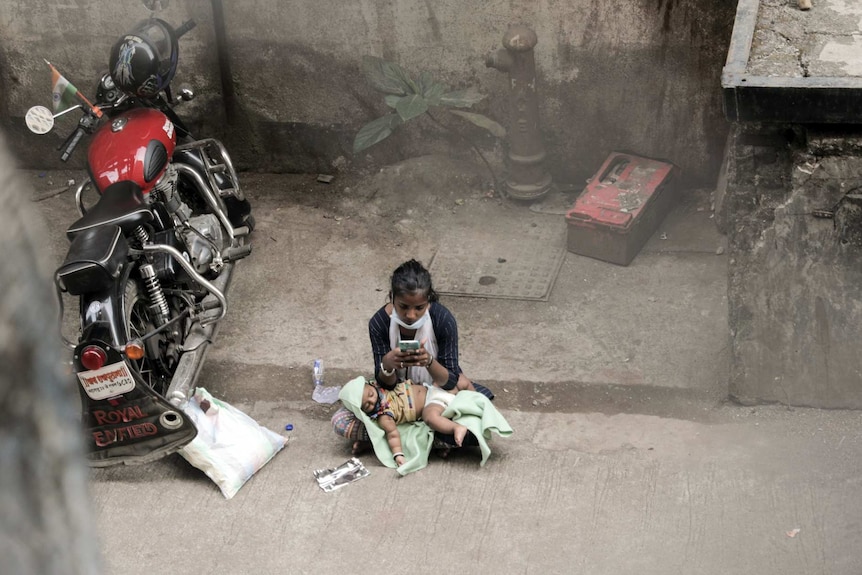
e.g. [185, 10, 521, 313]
[565, 152, 678, 266]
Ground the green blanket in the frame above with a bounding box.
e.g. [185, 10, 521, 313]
[338, 376, 513, 476]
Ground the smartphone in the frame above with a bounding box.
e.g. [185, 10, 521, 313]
[398, 340, 420, 351]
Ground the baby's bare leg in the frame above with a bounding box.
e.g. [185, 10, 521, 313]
[423, 403, 468, 446]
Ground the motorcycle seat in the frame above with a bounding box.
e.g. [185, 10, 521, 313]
[56, 224, 129, 296]
[66, 181, 154, 241]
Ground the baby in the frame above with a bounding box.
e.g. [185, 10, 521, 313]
[360, 380, 467, 467]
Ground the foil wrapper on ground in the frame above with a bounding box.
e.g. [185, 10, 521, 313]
[313, 457, 369, 492]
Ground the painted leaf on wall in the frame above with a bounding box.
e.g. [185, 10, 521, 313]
[361, 56, 411, 96]
[422, 82, 446, 107]
[355, 55, 503, 156]
[449, 110, 507, 138]
[439, 88, 485, 108]
[416, 70, 434, 96]
[353, 113, 403, 153]
[392, 62, 420, 95]
[395, 94, 429, 122]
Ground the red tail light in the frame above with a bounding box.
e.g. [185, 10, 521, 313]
[80, 345, 108, 371]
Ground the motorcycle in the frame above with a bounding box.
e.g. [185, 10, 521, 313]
[25, 11, 253, 466]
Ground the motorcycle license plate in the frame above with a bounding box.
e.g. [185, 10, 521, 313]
[77, 361, 136, 400]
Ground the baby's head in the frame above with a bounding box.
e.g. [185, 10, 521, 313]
[361, 383, 382, 415]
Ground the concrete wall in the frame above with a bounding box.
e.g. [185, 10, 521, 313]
[724, 123, 862, 409]
[0, 0, 735, 190]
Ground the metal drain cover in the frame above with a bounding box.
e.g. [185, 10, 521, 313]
[429, 215, 566, 301]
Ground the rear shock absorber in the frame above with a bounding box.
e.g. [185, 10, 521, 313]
[139, 263, 170, 326]
[132, 225, 149, 249]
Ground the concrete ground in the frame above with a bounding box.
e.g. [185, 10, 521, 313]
[27, 156, 862, 574]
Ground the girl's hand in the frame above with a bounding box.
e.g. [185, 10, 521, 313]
[385, 348, 416, 370]
[389, 348, 410, 369]
[392, 339, 430, 368]
[408, 346, 431, 368]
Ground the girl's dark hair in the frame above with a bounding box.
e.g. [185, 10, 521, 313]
[390, 259, 439, 302]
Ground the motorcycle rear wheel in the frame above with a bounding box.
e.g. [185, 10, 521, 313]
[123, 279, 182, 396]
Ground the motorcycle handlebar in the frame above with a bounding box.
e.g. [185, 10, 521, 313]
[174, 19, 196, 38]
[58, 108, 101, 161]
[59, 127, 85, 162]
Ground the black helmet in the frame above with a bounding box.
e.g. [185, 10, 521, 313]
[109, 19, 178, 99]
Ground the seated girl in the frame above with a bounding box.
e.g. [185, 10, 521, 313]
[331, 258, 494, 454]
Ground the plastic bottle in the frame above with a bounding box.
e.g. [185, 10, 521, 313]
[312, 359, 324, 387]
[311, 359, 339, 404]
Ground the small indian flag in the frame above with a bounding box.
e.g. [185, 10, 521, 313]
[45, 60, 80, 114]
[44, 60, 102, 118]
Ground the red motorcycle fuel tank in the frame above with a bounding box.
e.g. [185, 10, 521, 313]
[87, 107, 176, 194]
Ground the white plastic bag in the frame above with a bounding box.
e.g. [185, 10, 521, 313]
[178, 388, 286, 499]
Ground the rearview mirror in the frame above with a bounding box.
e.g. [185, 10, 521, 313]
[25, 106, 54, 135]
